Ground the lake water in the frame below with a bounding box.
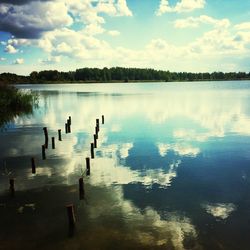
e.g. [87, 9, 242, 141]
[1, 82, 250, 249]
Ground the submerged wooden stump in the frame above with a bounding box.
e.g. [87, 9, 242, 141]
[66, 204, 76, 227]
[79, 177, 84, 200]
[43, 127, 48, 148]
[91, 143, 94, 159]
[58, 129, 62, 141]
[31, 157, 36, 174]
[86, 157, 90, 176]
[65, 123, 68, 134]
[42, 145, 46, 160]
[95, 127, 98, 139]
[93, 134, 97, 148]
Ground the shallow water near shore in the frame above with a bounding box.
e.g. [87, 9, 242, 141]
[1, 81, 250, 249]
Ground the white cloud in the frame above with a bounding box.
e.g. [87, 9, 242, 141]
[157, 0, 206, 15]
[87, 186, 199, 249]
[37, 28, 112, 60]
[158, 143, 171, 157]
[0, 57, 6, 61]
[7, 38, 30, 46]
[157, 143, 200, 157]
[96, 0, 132, 17]
[55, 42, 72, 53]
[116, 0, 133, 16]
[108, 30, 120, 36]
[83, 23, 105, 36]
[174, 15, 230, 29]
[203, 203, 236, 219]
[142, 161, 181, 187]
[235, 22, 250, 30]
[4, 44, 18, 54]
[13, 58, 24, 64]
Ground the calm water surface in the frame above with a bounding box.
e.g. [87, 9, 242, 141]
[1, 82, 250, 250]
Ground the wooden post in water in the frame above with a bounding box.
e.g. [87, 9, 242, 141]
[9, 178, 15, 196]
[86, 157, 90, 176]
[65, 123, 68, 134]
[91, 143, 94, 159]
[58, 129, 62, 141]
[93, 134, 97, 148]
[42, 145, 46, 160]
[67, 119, 71, 133]
[31, 157, 36, 174]
[95, 126, 98, 139]
[68, 116, 71, 125]
[79, 177, 84, 200]
[52, 137, 55, 149]
[66, 204, 76, 227]
[43, 127, 49, 148]
[102, 115, 104, 124]
[96, 119, 100, 132]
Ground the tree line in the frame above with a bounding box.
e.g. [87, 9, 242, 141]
[1, 67, 250, 84]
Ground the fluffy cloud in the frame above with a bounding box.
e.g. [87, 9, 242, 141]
[13, 58, 24, 64]
[83, 23, 105, 36]
[203, 203, 236, 219]
[0, 1, 73, 38]
[4, 44, 18, 54]
[174, 15, 230, 29]
[235, 22, 250, 30]
[157, 143, 200, 157]
[96, 0, 132, 17]
[157, 0, 205, 15]
[37, 28, 112, 60]
[0, 0, 132, 39]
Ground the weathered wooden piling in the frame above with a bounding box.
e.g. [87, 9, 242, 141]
[96, 118, 99, 127]
[31, 157, 36, 174]
[91, 143, 94, 159]
[42, 145, 46, 160]
[67, 119, 71, 133]
[66, 204, 76, 227]
[95, 126, 99, 139]
[68, 123, 71, 133]
[79, 177, 84, 199]
[86, 157, 90, 175]
[93, 134, 97, 148]
[68, 116, 71, 125]
[52, 137, 55, 149]
[58, 129, 62, 141]
[43, 127, 49, 148]
[9, 178, 15, 196]
[102, 115, 104, 124]
[65, 123, 68, 134]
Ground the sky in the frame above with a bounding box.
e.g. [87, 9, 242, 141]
[0, 0, 250, 75]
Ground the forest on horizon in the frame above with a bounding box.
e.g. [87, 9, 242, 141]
[1, 67, 250, 84]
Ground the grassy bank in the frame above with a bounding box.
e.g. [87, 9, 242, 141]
[0, 84, 37, 127]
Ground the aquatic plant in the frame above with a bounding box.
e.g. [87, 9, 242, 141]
[0, 84, 38, 128]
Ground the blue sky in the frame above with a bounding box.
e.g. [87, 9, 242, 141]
[1, 0, 250, 75]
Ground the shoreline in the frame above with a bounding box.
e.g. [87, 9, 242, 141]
[12, 78, 250, 85]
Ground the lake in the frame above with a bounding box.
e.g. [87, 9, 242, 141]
[1, 81, 250, 250]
